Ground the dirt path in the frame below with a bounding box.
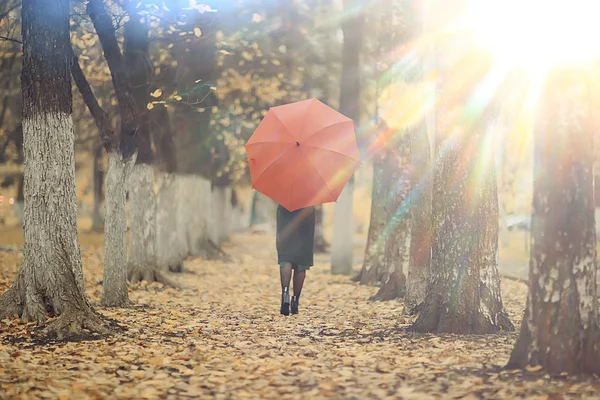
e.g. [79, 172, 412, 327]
[1, 233, 599, 399]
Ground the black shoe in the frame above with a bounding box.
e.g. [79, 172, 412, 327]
[291, 296, 299, 315]
[280, 291, 290, 316]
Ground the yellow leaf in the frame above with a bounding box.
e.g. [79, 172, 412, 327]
[194, 28, 202, 37]
[525, 364, 544, 372]
[147, 103, 154, 110]
[151, 89, 162, 98]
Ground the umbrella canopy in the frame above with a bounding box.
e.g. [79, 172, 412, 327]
[245, 98, 360, 211]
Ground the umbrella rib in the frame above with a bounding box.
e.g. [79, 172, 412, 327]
[305, 153, 336, 202]
[270, 111, 297, 142]
[245, 140, 294, 148]
[298, 144, 361, 162]
[298, 98, 314, 142]
[301, 120, 353, 142]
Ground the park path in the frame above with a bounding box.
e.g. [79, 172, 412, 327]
[2, 232, 600, 399]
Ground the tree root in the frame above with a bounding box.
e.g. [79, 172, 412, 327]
[206, 239, 232, 262]
[128, 266, 180, 288]
[0, 285, 24, 320]
[354, 263, 384, 286]
[1, 278, 114, 341]
[100, 297, 135, 308]
[402, 301, 423, 316]
[370, 272, 406, 301]
[44, 308, 112, 340]
[168, 263, 183, 273]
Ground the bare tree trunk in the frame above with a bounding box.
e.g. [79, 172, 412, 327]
[0, 0, 109, 338]
[91, 144, 104, 232]
[507, 69, 600, 374]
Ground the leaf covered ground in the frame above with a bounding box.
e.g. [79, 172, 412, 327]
[1, 232, 600, 399]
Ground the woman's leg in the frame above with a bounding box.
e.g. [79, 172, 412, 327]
[292, 268, 306, 298]
[291, 267, 306, 315]
[280, 262, 293, 292]
[280, 262, 293, 315]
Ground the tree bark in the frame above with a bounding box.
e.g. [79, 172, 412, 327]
[331, 0, 363, 275]
[507, 69, 600, 374]
[408, 32, 513, 333]
[371, 143, 410, 301]
[404, 121, 432, 314]
[0, 0, 109, 338]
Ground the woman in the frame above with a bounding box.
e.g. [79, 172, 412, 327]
[276, 204, 316, 316]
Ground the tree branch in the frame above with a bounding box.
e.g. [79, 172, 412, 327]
[0, 35, 21, 45]
[0, 137, 10, 163]
[0, 53, 18, 133]
[71, 50, 115, 152]
[0, 2, 20, 23]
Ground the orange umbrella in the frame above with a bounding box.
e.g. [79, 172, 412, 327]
[245, 98, 360, 211]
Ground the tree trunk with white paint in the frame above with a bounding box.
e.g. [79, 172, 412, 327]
[0, 0, 108, 338]
[331, 180, 355, 275]
[356, 153, 387, 285]
[127, 164, 175, 286]
[507, 69, 600, 374]
[86, 0, 139, 304]
[209, 185, 231, 245]
[181, 175, 212, 258]
[314, 205, 328, 253]
[101, 151, 133, 306]
[156, 172, 186, 272]
[331, 0, 363, 275]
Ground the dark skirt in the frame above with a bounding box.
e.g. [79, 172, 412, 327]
[276, 205, 316, 267]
